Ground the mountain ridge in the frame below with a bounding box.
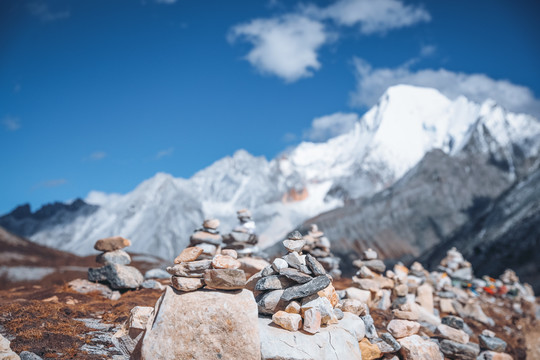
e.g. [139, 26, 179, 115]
[2, 84, 539, 260]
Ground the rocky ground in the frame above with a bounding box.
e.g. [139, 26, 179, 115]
[0, 277, 538, 359]
[2, 227, 540, 359]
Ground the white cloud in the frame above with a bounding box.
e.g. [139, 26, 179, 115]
[27, 2, 70, 22]
[229, 15, 330, 82]
[304, 112, 360, 141]
[351, 58, 540, 118]
[156, 147, 174, 159]
[229, 0, 430, 82]
[155, 0, 177, 4]
[2, 116, 21, 131]
[302, 0, 431, 34]
[89, 151, 107, 161]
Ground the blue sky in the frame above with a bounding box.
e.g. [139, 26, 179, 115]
[1, 0, 539, 214]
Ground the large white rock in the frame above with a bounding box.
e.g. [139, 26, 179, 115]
[0, 334, 20, 360]
[140, 287, 260, 360]
[112, 306, 154, 358]
[259, 315, 363, 360]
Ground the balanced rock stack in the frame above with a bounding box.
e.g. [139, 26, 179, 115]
[223, 209, 261, 258]
[438, 247, 473, 282]
[352, 248, 394, 310]
[88, 236, 144, 290]
[167, 246, 246, 292]
[251, 231, 341, 334]
[189, 219, 222, 259]
[302, 224, 341, 279]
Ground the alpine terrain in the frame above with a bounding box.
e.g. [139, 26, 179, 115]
[1, 85, 539, 263]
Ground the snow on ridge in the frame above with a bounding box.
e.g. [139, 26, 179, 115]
[24, 84, 540, 258]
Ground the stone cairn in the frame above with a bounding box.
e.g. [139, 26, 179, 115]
[167, 239, 246, 292]
[249, 231, 342, 334]
[438, 246, 474, 283]
[88, 236, 144, 290]
[302, 224, 341, 279]
[223, 209, 262, 258]
[188, 218, 223, 259]
[334, 245, 532, 360]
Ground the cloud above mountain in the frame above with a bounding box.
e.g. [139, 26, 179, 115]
[351, 58, 540, 118]
[303, 112, 360, 141]
[230, 0, 430, 82]
[229, 15, 329, 82]
[301, 0, 430, 34]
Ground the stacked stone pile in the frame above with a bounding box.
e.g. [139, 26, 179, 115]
[330, 245, 531, 360]
[118, 236, 535, 360]
[88, 236, 144, 290]
[189, 219, 223, 259]
[438, 246, 474, 282]
[135, 239, 258, 359]
[352, 248, 394, 310]
[223, 209, 261, 257]
[167, 246, 246, 292]
[222, 209, 271, 277]
[302, 224, 341, 279]
[250, 231, 342, 334]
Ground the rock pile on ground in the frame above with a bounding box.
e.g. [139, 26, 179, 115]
[223, 209, 271, 278]
[250, 231, 341, 334]
[223, 209, 261, 257]
[351, 247, 393, 310]
[302, 224, 342, 279]
[167, 245, 246, 291]
[329, 246, 536, 359]
[87, 236, 144, 290]
[438, 246, 474, 282]
[188, 218, 222, 259]
[123, 241, 259, 359]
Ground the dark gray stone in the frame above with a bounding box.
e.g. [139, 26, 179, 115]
[479, 335, 507, 352]
[439, 340, 480, 360]
[381, 332, 401, 353]
[442, 315, 465, 330]
[298, 265, 312, 275]
[20, 352, 43, 360]
[255, 275, 294, 291]
[261, 266, 276, 277]
[88, 264, 144, 289]
[256, 289, 286, 315]
[361, 314, 378, 340]
[305, 254, 326, 276]
[281, 276, 331, 301]
[391, 296, 407, 309]
[279, 268, 313, 284]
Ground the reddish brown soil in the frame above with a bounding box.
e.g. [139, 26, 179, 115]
[0, 283, 164, 359]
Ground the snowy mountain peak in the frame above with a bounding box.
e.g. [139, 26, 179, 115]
[3, 84, 539, 259]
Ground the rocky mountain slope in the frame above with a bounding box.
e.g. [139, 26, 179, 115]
[288, 149, 513, 269]
[1, 85, 539, 260]
[418, 164, 540, 291]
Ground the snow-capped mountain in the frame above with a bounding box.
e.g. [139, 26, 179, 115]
[2, 85, 539, 260]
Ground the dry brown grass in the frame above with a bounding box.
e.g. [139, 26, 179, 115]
[0, 283, 164, 359]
